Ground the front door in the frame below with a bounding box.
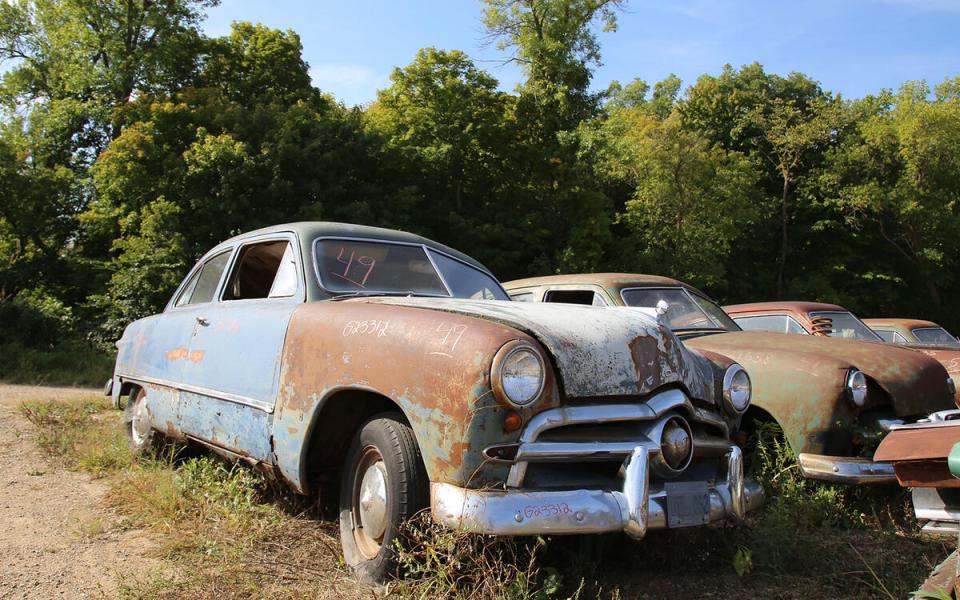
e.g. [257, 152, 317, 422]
[178, 234, 303, 460]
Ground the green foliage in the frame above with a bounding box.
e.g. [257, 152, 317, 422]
[751, 421, 913, 531]
[592, 106, 760, 288]
[2, 0, 960, 366]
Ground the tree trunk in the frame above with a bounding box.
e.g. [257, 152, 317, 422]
[776, 175, 789, 298]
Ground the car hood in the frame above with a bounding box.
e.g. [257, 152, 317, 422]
[361, 297, 715, 401]
[686, 331, 954, 416]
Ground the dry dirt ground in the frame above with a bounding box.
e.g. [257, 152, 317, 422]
[0, 384, 160, 599]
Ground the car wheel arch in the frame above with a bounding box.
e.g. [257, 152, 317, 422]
[297, 388, 421, 498]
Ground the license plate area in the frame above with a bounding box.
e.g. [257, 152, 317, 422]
[664, 481, 711, 527]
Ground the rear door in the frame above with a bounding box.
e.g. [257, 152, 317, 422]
[178, 233, 303, 460]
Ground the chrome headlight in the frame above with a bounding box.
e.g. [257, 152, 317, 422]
[493, 343, 545, 407]
[846, 369, 868, 407]
[722, 364, 751, 416]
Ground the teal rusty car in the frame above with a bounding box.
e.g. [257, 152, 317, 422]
[106, 223, 764, 581]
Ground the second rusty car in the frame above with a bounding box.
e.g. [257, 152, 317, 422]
[106, 223, 763, 581]
[504, 274, 957, 485]
[726, 302, 960, 406]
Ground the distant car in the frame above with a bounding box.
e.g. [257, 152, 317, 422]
[106, 224, 763, 582]
[503, 274, 957, 485]
[863, 318, 960, 348]
[725, 303, 960, 407]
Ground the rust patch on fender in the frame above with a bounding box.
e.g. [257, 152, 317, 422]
[166, 347, 188, 361]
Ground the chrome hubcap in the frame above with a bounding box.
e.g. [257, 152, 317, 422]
[358, 461, 388, 540]
[352, 447, 389, 558]
[131, 395, 151, 446]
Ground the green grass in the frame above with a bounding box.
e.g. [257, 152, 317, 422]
[0, 339, 114, 387]
[19, 397, 362, 599]
[18, 398, 953, 599]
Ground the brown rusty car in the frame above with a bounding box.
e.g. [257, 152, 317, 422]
[504, 274, 957, 485]
[725, 303, 960, 406]
[107, 224, 763, 582]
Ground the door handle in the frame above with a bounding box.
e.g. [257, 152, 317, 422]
[196, 316, 210, 327]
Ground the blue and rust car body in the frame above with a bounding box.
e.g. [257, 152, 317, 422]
[109, 223, 763, 538]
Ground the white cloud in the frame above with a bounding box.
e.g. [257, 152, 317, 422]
[309, 63, 389, 106]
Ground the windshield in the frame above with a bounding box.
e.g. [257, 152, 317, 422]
[809, 311, 883, 341]
[314, 238, 509, 300]
[620, 287, 740, 332]
[913, 327, 960, 348]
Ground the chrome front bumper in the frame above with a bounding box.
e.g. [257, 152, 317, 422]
[432, 446, 764, 538]
[797, 452, 896, 484]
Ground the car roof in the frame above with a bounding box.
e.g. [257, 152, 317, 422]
[862, 317, 941, 330]
[503, 273, 705, 294]
[723, 301, 847, 315]
[220, 221, 489, 273]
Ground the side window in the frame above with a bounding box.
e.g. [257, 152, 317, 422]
[175, 251, 231, 307]
[223, 240, 298, 301]
[735, 314, 791, 333]
[893, 331, 908, 344]
[544, 289, 607, 306]
[875, 330, 896, 343]
[786, 317, 809, 335]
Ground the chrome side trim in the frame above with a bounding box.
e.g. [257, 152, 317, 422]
[116, 373, 274, 414]
[431, 448, 764, 537]
[797, 452, 896, 484]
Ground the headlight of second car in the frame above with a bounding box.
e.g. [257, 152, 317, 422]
[722, 364, 751, 416]
[493, 343, 545, 408]
[846, 369, 868, 407]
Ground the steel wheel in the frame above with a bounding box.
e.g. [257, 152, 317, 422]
[339, 413, 429, 582]
[351, 446, 389, 559]
[123, 387, 160, 455]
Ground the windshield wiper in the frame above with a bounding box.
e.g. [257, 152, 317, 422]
[330, 290, 445, 301]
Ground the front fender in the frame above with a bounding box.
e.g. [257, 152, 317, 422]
[686, 338, 855, 455]
[272, 301, 560, 492]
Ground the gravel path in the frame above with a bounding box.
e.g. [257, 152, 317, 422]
[0, 384, 161, 599]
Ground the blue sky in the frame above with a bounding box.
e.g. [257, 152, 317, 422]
[204, 0, 960, 106]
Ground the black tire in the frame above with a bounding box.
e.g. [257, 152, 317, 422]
[339, 413, 429, 583]
[123, 387, 162, 456]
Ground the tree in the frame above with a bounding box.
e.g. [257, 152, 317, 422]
[482, 0, 625, 134]
[744, 96, 842, 296]
[592, 104, 759, 288]
[679, 64, 841, 299]
[481, 0, 624, 274]
[826, 80, 960, 318]
[366, 48, 529, 274]
[0, 0, 217, 142]
[84, 23, 390, 340]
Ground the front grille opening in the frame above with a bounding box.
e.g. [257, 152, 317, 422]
[525, 462, 622, 490]
[536, 420, 727, 445]
[521, 457, 724, 492]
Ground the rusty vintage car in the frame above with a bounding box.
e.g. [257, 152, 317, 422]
[726, 302, 960, 406]
[875, 411, 960, 596]
[864, 317, 960, 349]
[106, 223, 764, 581]
[503, 274, 957, 485]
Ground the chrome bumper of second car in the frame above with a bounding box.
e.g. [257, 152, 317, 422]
[797, 452, 896, 484]
[431, 446, 765, 538]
